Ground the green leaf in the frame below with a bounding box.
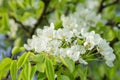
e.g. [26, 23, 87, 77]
[0, 13, 9, 34]
[0, 58, 12, 70]
[0, 58, 12, 78]
[54, 20, 62, 30]
[49, 56, 56, 65]
[114, 28, 120, 40]
[17, 52, 31, 68]
[30, 65, 37, 80]
[77, 38, 84, 45]
[62, 68, 74, 80]
[36, 63, 45, 72]
[60, 56, 75, 73]
[57, 75, 70, 80]
[10, 60, 18, 80]
[107, 67, 116, 79]
[37, 72, 46, 80]
[29, 52, 46, 64]
[14, 37, 23, 47]
[8, 0, 16, 11]
[76, 65, 88, 80]
[16, 1, 25, 9]
[18, 69, 25, 80]
[36, 1, 44, 18]
[29, 53, 46, 72]
[114, 16, 120, 24]
[18, 60, 32, 80]
[113, 41, 120, 53]
[103, 6, 116, 19]
[23, 61, 31, 80]
[45, 58, 55, 80]
[103, 27, 115, 41]
[12, 47, 24, 56]
[12, 47, 19, 56]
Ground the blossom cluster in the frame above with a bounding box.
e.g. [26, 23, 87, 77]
[7, 19, 18, 38]
[24, 5, 115, 67]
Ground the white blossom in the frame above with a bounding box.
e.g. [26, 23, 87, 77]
[86, 0, 99, 10]
[7, 19, 18, 38]
[23, 17, 37, 27]
[97, 39, 116, 67]
[24, 5, 116, 67]
[79, 58, 88, 65]
[61, 15, 78, 31]
[55, 28, 73, 42]
[66, 45, 86, 61]
[82, 31, 102, 50]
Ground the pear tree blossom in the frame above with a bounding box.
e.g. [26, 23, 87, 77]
[24, 4, 116, 67]
[24, 12, 116, 67]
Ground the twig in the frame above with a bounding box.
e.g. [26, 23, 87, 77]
[98, 0, 105, 13]
[45, 8, 55, 15]
[30, 0, 50, 37]
[110, 38, 119, 47]
[9, 16, 30, 32]
[104, 0, 119, 8]
[65, 0, 79, 16]
[98, 0, 120, 13]
[106, 20, 115, 26]
[102, 74, 108, 80]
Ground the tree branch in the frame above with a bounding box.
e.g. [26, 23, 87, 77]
[45, 8, 55, 15]
[30, 0, 50, 37]
[104, 0, 119, 8]
[98, 0, 105, 13]
[98, 0, 120, 13]
[9, 16, 30, 32]
[98, 0, 120, 46]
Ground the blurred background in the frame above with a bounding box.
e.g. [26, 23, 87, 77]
[0, 0, 120, 80]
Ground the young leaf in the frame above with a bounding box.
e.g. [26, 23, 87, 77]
[0, 58, 12, 78]
[113, 41, 120, 53]
[36, 1, 44, 18]
[60, 56, 75, 73]
[45, 58, 55, 80]
[0, 58, 12, 72]
[30, 65, 37, 80]
[76, 65, 88, 80]
[103, 27, 115, 41]
[18, 69, 26, 80]
[12, 47, 24, 56]
[10, 60, 18, 80]
[57, 75, 70, 80]
[23, 60, 31, 80]
[77, 38, 84, 45]
[37, 72, 46, 80]
[0, 13, 9, 34]
[36, 63, 45, 72]
[17, 52, 31, 68]
[29, 52, 46, 64]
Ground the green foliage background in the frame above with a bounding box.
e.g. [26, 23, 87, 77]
[0, 0, 120, 80]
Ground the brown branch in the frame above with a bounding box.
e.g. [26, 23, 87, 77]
[106, 19, 115, 26]
[105, 20, 120, 47]
[98, 0, 105, 13]
[65, 0, 79, 16]
[45, 8, 55, 15]
[98, 0, 120, 13]
[110, 38, 119, 47]
[104, 0, 119, 8]
[9, 16, 30, 32]
[30, 0, 50, 37]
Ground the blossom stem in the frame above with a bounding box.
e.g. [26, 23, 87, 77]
[85, 48, 96, 57]
[84, 52, 100, 58]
